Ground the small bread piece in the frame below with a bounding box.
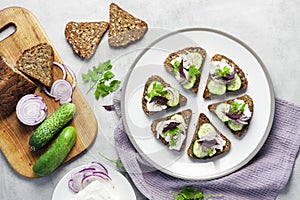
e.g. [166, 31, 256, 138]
[151, 109, 192, 151]
[203, 54, 248, 99]
[0, 56, 37, 118]
[108, 3, 148, 47]
[142, 75, 187, 115]
[65, 21, 109, 58]
[164, 47, 207, 94]
[208, 94, 254, 137]
[16, 43, 54, 87]
[187, 113, 231, 159]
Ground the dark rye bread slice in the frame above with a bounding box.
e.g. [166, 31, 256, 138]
[108, 3, 148, 47]
[203, 54, 248, 99]
[0, 56, 37, 118]
[151, 109, 192, 151]
[142, 75, 187, 115]
[65, 21, 109, 58]
[164, 47, 206, 94]
[16, 43, 54, 87]
[187, 113, 231, 159]
[208, 94, 254, 137]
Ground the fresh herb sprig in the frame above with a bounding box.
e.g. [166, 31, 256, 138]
[171, 186, 223, 200]
[82, 60, 121, 99]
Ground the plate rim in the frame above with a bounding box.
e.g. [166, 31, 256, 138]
[121, 27, 275, 180]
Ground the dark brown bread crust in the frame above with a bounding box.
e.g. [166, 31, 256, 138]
[208, 94, 254, 137]
[203, 54, 248, 99]
[0, 56, 37, 118]
[151, 109, 192, 151]
[142, 75, 187, 115]
[65, 21, 109, 58]
[108, 3, 148, 47]
[187, 113, 231, 159]
[164, 47, 207, 94]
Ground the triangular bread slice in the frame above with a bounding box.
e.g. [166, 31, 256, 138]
[164, 47, 206, 94]
[0, 56, 37, 118]
[208, 94, 254, 137]
[151, 109, 192, 151]
[142, 75, 187, 115]
[187, 113, 231, 159]
[65, 21, 109, 58]
[16, 43, 54, 87]
[108, 3, 148, 47]
[203, 54, 248, 99]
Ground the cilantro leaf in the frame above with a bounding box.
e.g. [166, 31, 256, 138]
[81, 60, 121, 98]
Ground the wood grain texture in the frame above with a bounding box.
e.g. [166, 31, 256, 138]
[0, 7, 98, 178]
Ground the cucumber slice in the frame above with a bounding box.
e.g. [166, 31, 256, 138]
[227, 121, 244, 131]
[159, 132, 167, 138]
[227, 75, 242, 91]
[183, 75, 196, 89]
[171, 114, 184, 124]
[165, 88, 180, 107]
[207, 80, 226, 95]
[188, 52, 203, 69]
[198, 123, 216, 138]
[192, 141, 207, 158]
[215, 103, 230, 122]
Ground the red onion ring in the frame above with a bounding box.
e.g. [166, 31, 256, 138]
[53, 61, 67, 80]
[16, 94, 48, 126]
[62, 63, 77, 90]
[50, 79, 73, 104]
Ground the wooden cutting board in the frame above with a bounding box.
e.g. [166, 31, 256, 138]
[0, 7, 98, 178]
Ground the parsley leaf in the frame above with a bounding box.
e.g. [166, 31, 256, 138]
[173, 60, 181, 74]
[188, 65, 200, 76]
[170, 186, 223, 200]
[147, 82, 167, 98]
[81, 60, 121, 99]
[230, 100, 246, 114]
[217, 66, 231, 76]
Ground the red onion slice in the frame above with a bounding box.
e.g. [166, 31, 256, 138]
[68, 161, 112, 193]
[16, 94, 48, 126]
[53, 61, 67, 80]
[63, 63, 77, 90]
[50, 79, 73, 104]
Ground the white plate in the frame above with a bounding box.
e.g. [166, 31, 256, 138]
[121, 28, 275, 180]
[52, 165, 136, 200]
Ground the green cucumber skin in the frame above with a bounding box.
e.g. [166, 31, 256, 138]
[33, 126, 77, 177]
[29, 103, 76, 151]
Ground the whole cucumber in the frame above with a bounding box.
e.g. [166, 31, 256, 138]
[33, 126, 77, 176]
[29, 103, 76, 151]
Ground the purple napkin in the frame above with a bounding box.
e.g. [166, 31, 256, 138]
[113, 90, 300, 200]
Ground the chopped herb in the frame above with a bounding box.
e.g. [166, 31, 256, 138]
[173, 60, 181, 74]
[82, 60, 121, 99]
[166, 127, 180, 135]
[217, 66, 231, 77]
[188, 65, 200, 76]
[230, 100, 246, 114]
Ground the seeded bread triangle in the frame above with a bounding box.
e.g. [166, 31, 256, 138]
[65, 21, 109, 58]
[142, 75, 187, 115]
[16, 43, 54, 87]
[164, 47, 207, 94]
[108, 3, 148, 47]
[208, 94, 254, 137]
[0, 56, 37, 118]
[203, 54, 248, 99]
[151, 109, 192, 151]
[187, 113, 231, 159]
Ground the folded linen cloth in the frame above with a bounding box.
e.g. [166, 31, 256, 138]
[113, 89, 300, 200]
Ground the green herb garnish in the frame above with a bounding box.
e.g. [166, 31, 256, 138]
[147, 82, 167, 98]
[82, 60, 121, 99]
[173, 60, 181, 74]
[171, 186, 223, 200]
[217, 66, 231, 76]
[188, 65, 200, 76]
[230, 100, 246, 114]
